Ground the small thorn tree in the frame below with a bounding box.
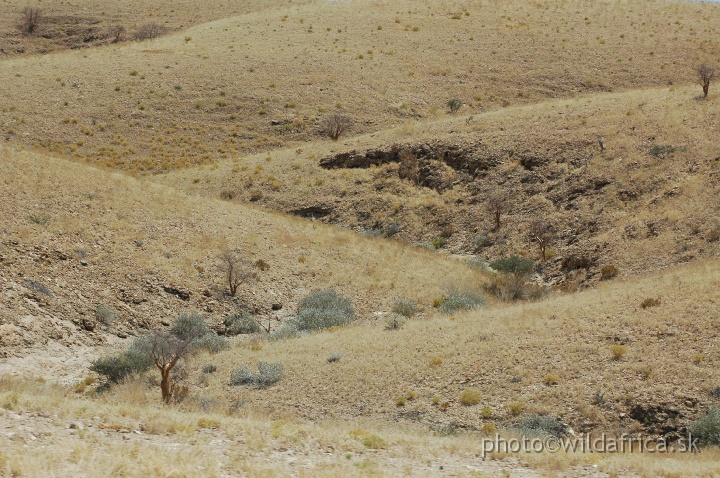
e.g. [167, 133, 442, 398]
[220, 250, 255, 296]
[486, 195, 508, 231]
[528, 219, 554, 261]
[697, 64, 715, 99]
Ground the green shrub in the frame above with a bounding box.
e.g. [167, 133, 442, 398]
[94, 304, 119, 326]
[392, 298, 418, 317]
[438, 292, 484, 314]
[295, 288, 355, 331]
[513, 414, 567, 438]
[257, 361, 284, 387]
[688, 407, 720, 447]
[490, 256, 535, 274]
[90, 338, 153, 383]
[447, 98, 462, 113]
[171, 312, 211, 342]
[225, 312, 261, 335]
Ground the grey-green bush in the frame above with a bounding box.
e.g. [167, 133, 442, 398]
[268, 318, 305, 341]
[192, 333, 229, 354]
[94, 304, 119, 326]
[688, 407, 720, 447]
[294, 288, 355, 331]
[229, 367, 255, 386]
[171, 312, 211, 341]
[225, 312, 261, 335]
[438, 292, 484, 314]
[392, 298, 418, 318]
[513, 414, 567, 438]
[256, 361, 284, 387]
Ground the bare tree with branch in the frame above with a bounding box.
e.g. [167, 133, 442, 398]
[486, 195, 508, 231]
[19, 6, 41, 34]
[528, 219, 554, 261]
[220, 250, 256, 296]
[697, 64, 715, 99]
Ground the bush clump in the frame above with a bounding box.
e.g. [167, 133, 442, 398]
[294, 288, 356, 331]
[89, 338, 153, 383]
[230, 362, 284, 387]
[392, 298, 419, 318]
[229, 367, 255, 386]
[490, 256, 535, 274]
[94, 304, 119, 326]
[225, 312, 261, 335]
[192, 333, 229, 354]
[438, 292, 484, 314]
[171, 312, 212, 342]
[688, 407, 720, 447]
[513, 414, 567, 438]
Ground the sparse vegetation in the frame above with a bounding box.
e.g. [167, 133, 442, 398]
[94, 304, 119, 326]
[610, 344, 627, 360]
[447, 98, 462, 114]
[230, 362, 284, 387]
[600, 265, 619, 280]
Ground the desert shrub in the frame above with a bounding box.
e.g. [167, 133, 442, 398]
[90, 338, 153, 383]
[133, 23, 166, 41]
[361, 434, 386, 449]
[94, 304, 119, 326]
[319, 114, 352, 140]
[327, 351, 343, 363]
[447, 98, 462, 113]
[225, 312, 261, 335]
[108, 25, 125, 42]
[193, 333, 229, 354]
[640, 297, 661, 309]
[473, 234, 492, 250]
[171, 312, 211, 342]
[385, 314, 406, 330]
[544, 373, 559, 385]
[295, 288, 356, 331]
[688, 407, 720, 447]
[508, 401, 525, 416]
[600, 265, 619, 280]
[467, 258, 488, 270]
[513, 414, 567, 438]
[432, 237, 446, 249]
[18, 6, 41, 34]
[268, 318, 302, 340]
[483, 273, 545, 302]
[201, 364, 217, 374]
[610, 344, 627, 360]
[256, 361, 284, 387]
[459, 388, 481, 406]
[490, 256, 534, 274]
[229, 367, 255, 386]
[392, 298, 418, 317]
[438, 292, 484, 314]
